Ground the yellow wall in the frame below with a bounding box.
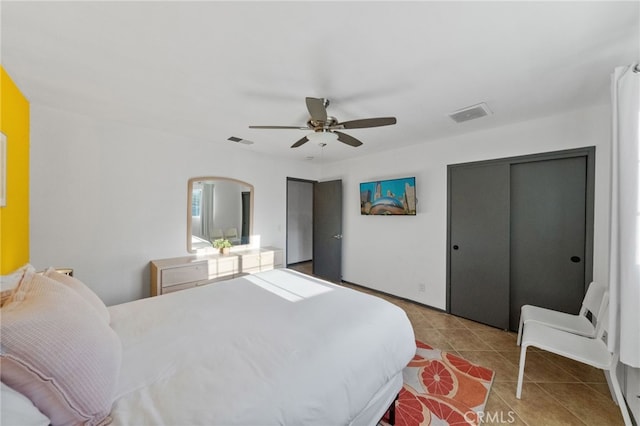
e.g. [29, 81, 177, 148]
[0, 66, 30, 274]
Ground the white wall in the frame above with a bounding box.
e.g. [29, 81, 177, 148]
[29, 104, 319, 305]
[321, 104, 612, 310]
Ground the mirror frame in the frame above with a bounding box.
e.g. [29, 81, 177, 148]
[187, 176, 254, 253]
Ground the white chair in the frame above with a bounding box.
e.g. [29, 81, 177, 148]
[516, 305, 632, 426]
[210, 228, 224, 241]
[224, 228, 238, 239]
[517, 281, 608, 346]
[224, 228, 240, 244]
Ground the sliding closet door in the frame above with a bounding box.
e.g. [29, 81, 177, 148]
[449, 164, 511, 329]
[509, 157, 587, 330]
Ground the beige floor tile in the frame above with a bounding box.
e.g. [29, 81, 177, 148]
[482, 392, 528, 425]
[496, 349, 585, 383]
[454, 315, 494, 330]
[537, 382, 625, 425]
[586, 382, 615, 399]
[405, 310, 428, 325]
[413, 327, 456, 351]
[542, 351, 607, 383]
[471, 329, 519, 351]
[512, 350, 581, 383]
[495, 349, 523, 366]
[389, 300, 416, 311]
[441, 328, 494, 351]
[492, 381, 586, 425]
[409, 315, 436, 330]
[422, 312, 468, 329]
[456, 350, 521, 383]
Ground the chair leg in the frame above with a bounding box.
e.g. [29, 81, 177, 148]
[516, 344, 528, 399]
[606, 368, 633, 426]
[604, 369, 618, 404]
[516, 316, 524, 346]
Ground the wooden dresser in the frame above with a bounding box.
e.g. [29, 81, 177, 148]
[150, 247, 283, 296]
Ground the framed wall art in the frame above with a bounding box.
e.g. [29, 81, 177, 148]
[360, 176, 416, 215]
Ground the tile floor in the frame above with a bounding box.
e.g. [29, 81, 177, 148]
[288, 262, 627, 425]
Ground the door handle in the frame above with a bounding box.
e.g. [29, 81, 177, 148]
[333, 234, 343, 240]
[453, 245, 459, 250]
[570, 256, 581, 263]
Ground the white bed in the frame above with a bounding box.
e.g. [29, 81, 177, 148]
[108, 269, 416, 425]
[1, 267, 415, 426]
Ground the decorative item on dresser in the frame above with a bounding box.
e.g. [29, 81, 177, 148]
[150, 247, 283, 296]
[212, 238, 232, 255]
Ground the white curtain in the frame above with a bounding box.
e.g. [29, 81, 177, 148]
[200, 183, 215, 240]
[609, 63, 640, 367]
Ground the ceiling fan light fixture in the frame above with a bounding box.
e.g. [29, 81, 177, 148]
[249, 97, 395, 149]
[308, 131, 338, 144]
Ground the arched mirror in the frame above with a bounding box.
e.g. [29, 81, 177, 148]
[187, 177, 254, 253]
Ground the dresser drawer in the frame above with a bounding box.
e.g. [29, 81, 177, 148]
[161, 263, 207, 287]
[161, 281, 197, 294]
[241, 253, 261, 272]
[217, 257, 238, 277]
[260, 251, 275, 271]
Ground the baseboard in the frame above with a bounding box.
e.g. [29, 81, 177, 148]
[340, 279, 446, 313]
[286, 260, 312, 267]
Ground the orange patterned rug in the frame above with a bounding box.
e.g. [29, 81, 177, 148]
[382, 340, 495, 426]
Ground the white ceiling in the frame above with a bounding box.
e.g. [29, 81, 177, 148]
[2, 1, 638, 163]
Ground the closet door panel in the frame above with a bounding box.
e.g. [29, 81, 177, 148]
[509, 157, 587, 330]
[449, 164, 510, 329]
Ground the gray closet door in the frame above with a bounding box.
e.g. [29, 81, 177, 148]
[509, 157, 587, 330]
[449, 164, 511, 329]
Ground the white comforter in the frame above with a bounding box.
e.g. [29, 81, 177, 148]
[108, 269, 415, 425]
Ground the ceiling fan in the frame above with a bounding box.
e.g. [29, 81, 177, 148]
[249, 97, 397, 148]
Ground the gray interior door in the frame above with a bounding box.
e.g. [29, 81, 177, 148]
[509, 157, 587, 330]
[241, 191, 250, 244]
[449, 164, 511, 329]
[313, 180, 342, 282]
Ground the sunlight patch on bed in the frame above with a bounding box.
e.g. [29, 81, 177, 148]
[245, 271, 333, 302]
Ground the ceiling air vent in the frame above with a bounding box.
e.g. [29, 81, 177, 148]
[227, 136, 254, 145]
[448, 102, 492, 123]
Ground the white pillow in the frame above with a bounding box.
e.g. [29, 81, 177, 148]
[0, 264, 34, 306]
[43, 267, 110, 324]
[0, 382, 50, 426]
[1, 270, 121, 426]
[0, 263, 34, 291]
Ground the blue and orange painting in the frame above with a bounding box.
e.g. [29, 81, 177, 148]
[360, 177, 416, 215]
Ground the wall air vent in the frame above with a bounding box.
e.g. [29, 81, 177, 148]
[448, 102, 492, 123]
[227, 136, 254, 145]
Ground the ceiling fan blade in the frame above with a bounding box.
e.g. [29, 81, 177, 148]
[334, 131, 363, 147]
[340, 117, 397, 129]
[305, 97, 328, 122]
[291, 136, 310, 148]
[249, 125, 308, 130]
